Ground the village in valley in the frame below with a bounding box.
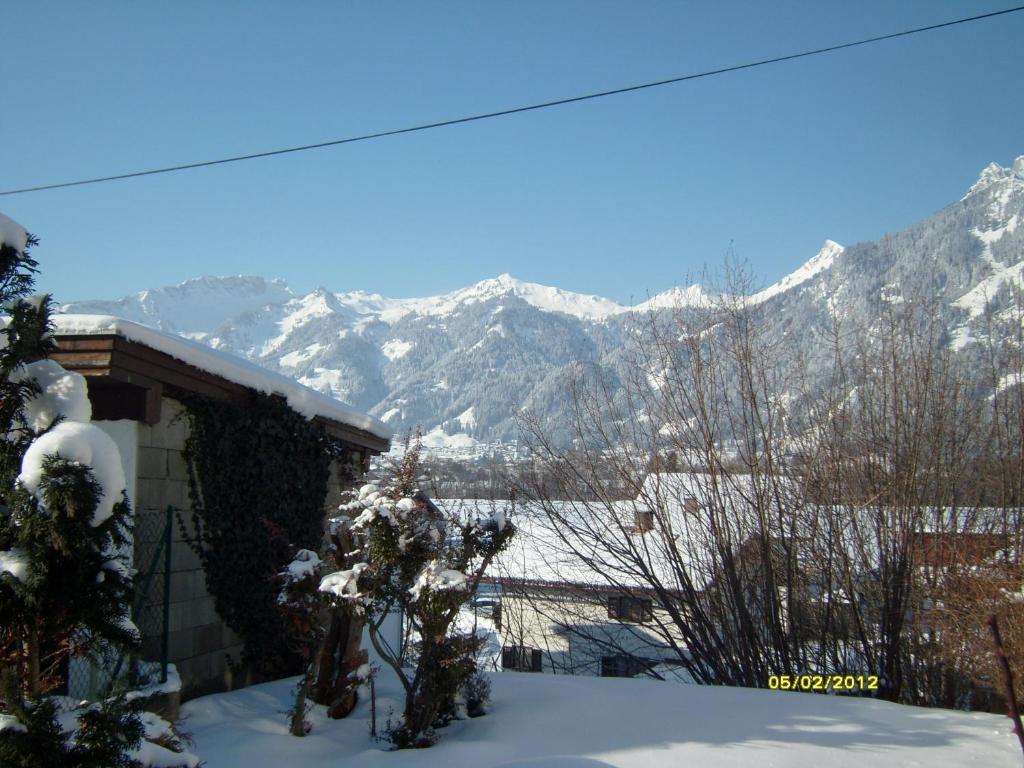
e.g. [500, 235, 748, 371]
[2, 4, 1024, 767]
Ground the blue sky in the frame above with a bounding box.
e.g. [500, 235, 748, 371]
[3, 1, 1022, 305]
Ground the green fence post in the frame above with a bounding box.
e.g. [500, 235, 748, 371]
[161, 504, 172, 684]
[107, 506, 174, 692]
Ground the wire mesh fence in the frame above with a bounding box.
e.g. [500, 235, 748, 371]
[65, 506, 173, 700]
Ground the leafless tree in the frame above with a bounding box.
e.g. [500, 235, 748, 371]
[513, 267, 1024, 709]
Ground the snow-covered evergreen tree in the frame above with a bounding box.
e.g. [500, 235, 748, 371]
[0, 214, 196, 767]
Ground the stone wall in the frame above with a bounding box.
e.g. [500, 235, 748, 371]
[131, 397, 365, 700]
[132, 397, 244, 700]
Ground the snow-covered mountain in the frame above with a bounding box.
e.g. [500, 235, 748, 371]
[63, 156, 1024, 453]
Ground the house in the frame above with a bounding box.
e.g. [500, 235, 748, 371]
[484, 473, 780, 680]
[457, 472, 1022, 699]
[445, 493, 695, 680]
[50, 314, 391, 700]
[491, 573, 689, 679]
[458, 474, 818, 680]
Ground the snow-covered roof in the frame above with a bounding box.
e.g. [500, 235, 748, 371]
[51, 314, 392, 442]
[445, 473, 1010, 595]
[440, 497, 694, 592]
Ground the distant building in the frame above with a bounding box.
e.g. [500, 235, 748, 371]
[448, 486, 701, 681]
[463, 472, 1018, 685]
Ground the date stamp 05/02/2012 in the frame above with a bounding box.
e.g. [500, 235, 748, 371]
[767, 674, 880, 692]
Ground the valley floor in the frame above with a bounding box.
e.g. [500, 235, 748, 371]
[180, 668, 1017, 767]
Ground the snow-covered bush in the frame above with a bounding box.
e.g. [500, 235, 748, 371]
[277, 504, 376, 734]
[318, 436, 515, 748]
[276, 547, 333, 736]
[461, 669, 491, 718]
[0, 216, 196, 767]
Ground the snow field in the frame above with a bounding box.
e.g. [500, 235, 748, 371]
[180, 666, 1019, 767]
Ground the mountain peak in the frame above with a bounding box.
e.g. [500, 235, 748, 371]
[427, 274, 625, 321]
[61, 274, 294, 334]
[633, 284, 716, 311]
[167, 275, 291, 296]
[746, 240, 843, 306]
[469, 273, 527, 295]
[963, 156, 1024, 199]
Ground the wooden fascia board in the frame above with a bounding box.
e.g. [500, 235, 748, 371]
[51, 335, 115, 375]
[313, 416, 390, 453]
[111, 337, 250, 401]
[54, 334, 388, 454]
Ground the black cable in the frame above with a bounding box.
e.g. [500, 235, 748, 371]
[3, 5, 1022, 196]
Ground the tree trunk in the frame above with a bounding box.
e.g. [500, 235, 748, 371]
[26, 626, 40, 698]
[289, 667, 312, 736]
[313, 606, 366, 719]
[311, 613, 342, 705]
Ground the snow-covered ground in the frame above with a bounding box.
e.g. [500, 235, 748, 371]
[180, 668, 1018, 767]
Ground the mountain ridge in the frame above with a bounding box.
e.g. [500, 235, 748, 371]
[64, 237, 852, 328]
[60, 155, 1024, 454]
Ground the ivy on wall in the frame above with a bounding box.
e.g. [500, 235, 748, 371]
[178, 391, 339, 679]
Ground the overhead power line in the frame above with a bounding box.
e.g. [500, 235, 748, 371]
[3, 5, 1023, 197]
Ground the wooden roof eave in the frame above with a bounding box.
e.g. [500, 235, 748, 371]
[52, 333, 388, 454]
